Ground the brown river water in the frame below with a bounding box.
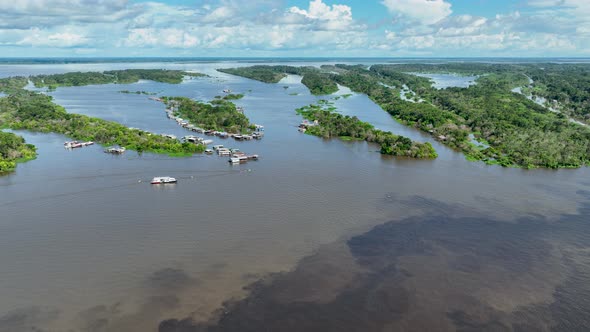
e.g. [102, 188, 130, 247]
[0, 61, 589, 332]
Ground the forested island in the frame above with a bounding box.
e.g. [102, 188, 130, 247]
[223, 63, 590, 169]
[220, 93, 244, 100]
[119, 90, 156, 95]
[297, 101, 437, 158]
[0, 90, 203, 156]
[163, 96, 253, 133]
[0, 72, 209, 172]
[31, 69, 206, 89]
[218, 66, 338, 95]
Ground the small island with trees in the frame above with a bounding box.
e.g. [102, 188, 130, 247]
[297, 100, 437, 159]
[162, 96, 254, 134]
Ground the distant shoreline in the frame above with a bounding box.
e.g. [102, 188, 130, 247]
[1, 57, 590, 65]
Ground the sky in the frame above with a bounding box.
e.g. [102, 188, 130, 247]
[0, 0, 589, 57]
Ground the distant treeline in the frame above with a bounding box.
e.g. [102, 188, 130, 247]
[119, 90, 157, 95]
[218, 66, 339, 95]
[31, 69, 207, 89]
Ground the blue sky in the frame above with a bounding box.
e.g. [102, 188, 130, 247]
[0, 0, 588, 57]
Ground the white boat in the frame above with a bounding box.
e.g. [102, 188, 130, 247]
[205, 149, 213, 154]
[104, 146, 126, 154]
[64, 140, 93, 149]
[217, 148, 231, 156]
[151, 176, 177, 184]
[223, 89, 231, 93]
[202, 139, 214, 145]
[229, 157, 240, 164]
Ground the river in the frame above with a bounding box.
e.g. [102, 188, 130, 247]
[1, 60, 589, 332]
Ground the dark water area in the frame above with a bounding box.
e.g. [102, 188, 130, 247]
[161, 190, 590, 332]
[1, 61, 590, 332]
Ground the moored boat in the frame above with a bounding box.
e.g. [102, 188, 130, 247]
[64, 141, 93, 149]
[104, 146, 126, 154]
[151, 176, 177, 184]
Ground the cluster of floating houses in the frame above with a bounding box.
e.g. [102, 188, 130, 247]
[205, 145, 259, 164]
[149, 145, 258, 186]
[64, 140, 127, 155]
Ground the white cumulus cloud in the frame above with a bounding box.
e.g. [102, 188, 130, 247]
[381, 0, 452, 24]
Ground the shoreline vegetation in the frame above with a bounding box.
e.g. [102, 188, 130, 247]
[221, 64, 590, 169]
[162, 96, 254, 134]
[0, 69, 213, 172]
[0, 131, 37, 172]
[297, 100, 437, 159]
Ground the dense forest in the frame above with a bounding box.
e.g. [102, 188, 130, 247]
[0, 76, 29, 94]
[297, 101, 437, 159]
[163, 97, 253, 133]
[218, 66, 338, 95]
[31, 69, 206, 89]
[228, 63, 590, 168]
[0, 131, 37, 172]
[367, 64, 590, 168]
[366, 63, 590, 124]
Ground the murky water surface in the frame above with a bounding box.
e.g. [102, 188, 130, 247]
[0, 61, 588, 332]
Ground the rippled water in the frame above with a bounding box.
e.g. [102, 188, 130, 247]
[1, 61, 589, 332]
